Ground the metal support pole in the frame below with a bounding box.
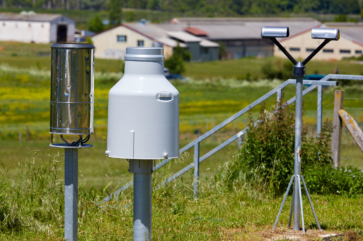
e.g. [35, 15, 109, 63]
[293, 76, 303, 231]
[272, 175, 294, 231]
[238, 136, 242, 149]
[134, 174, 152, 241]
[194, 143, 200, 199]
[317, 85, 323, 136]
[288, 192, 294, 228]
[301, 175, 321, 230]
[130, 159, 153, 241]
[277, 89, 282, 105]
[65, 149, 78, 241]
[297, 175, 305, 234]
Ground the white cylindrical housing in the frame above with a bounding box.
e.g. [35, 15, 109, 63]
[106, 47, 179, 160]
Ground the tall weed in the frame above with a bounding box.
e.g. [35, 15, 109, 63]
[224, 97, 333, 196]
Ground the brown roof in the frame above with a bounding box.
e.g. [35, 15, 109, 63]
[184, 27, 208, 36]
[325, 22, 363, 47]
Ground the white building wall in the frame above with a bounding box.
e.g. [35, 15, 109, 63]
[275, 30, 363, 60]
[50, 23, 57, 42]
[0, 21, 50, 43]
[67, 23, 75, 42]
[50, 16, 75, 42]
[0, 16, 75, 43]
[92, 25, 154, 59]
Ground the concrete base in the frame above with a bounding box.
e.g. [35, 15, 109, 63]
[266, 229, 342, 241]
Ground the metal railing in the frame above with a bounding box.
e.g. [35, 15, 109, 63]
[103, 74, 363, 202]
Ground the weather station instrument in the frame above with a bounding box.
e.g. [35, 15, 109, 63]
[261, 26, 340, 233]
[49, 43, 95, 241]
[105, 47, 179, 241]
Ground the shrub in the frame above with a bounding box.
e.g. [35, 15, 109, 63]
[224, 97, 333, 196]
[304, 165, 363, 196]
[165, 43, 185, 74]
[261, 59, 293, 80]
[88, 15, 104, 33]
[125, 11, 135, 22]
[335, 14, 347, 22]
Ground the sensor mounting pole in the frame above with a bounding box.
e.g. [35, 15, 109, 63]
[129, 160, 154, 241]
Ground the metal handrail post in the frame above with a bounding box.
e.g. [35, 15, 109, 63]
[277, 89, 282, 105]
[317, 85, 323, 136]
[194, 142, 200, 199]
[238, 136, 242, 149]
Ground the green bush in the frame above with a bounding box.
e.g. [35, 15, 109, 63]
[224, 98, 333, 196]
[125, 11, 135, 22]
[88, 15, 104, 33]
[165, 44, 185, 75]
[304, 165, 363, 196]
[261, 59, 294, 80]
[335, 14, 348, 22]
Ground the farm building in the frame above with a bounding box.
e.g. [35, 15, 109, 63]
[92, 18, 321, 61]
[91, 23, 219, 61]
[92, 18, 363, 61]
[0, 13, 75, 43]
[164, 17, 321, 59]
[274, 22, 363, 60]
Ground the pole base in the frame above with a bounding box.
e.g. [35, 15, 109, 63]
[272, 175, 321, 234]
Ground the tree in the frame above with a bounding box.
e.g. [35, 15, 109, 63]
[125, 11, 135, 22]
[108, 0, 122, 26]
[88, 15, 104, 33]
[164, 44, 185, 75]
[334, 14, 347, 22]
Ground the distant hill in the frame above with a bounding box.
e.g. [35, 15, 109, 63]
[1, 0, 362, 29]
[1, 0, 362, 15]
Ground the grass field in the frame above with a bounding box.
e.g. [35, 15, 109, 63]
[1, 150, 363, 240]
[1, 42, 363, 240]
[1, 41, 363, 77]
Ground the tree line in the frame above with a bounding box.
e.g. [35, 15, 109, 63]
[1, 0, 362, 15]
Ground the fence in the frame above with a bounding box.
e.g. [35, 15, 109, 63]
[102, 74, 363, 202]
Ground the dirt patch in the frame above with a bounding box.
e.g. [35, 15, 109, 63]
[343, 231, 362, 241]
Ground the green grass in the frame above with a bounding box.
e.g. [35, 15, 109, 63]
[1, 151, 363, 240]
[2, 41, 363, 77]
[1, 43, 363, 240]
[0, 138, 239, 190]
[185, 57, 363, 80]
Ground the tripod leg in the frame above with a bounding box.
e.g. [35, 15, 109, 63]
[272, 175, 295, 231]
[301, 175, 321, 230]
[288, 191, 294, 228]
[297, 175, 305, 234]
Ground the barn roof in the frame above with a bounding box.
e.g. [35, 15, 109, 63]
[0, 13, 65, 22]
[325, 22, 363, 47]
[167, 31, 202, 42]
[160, 18, 321, 41]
